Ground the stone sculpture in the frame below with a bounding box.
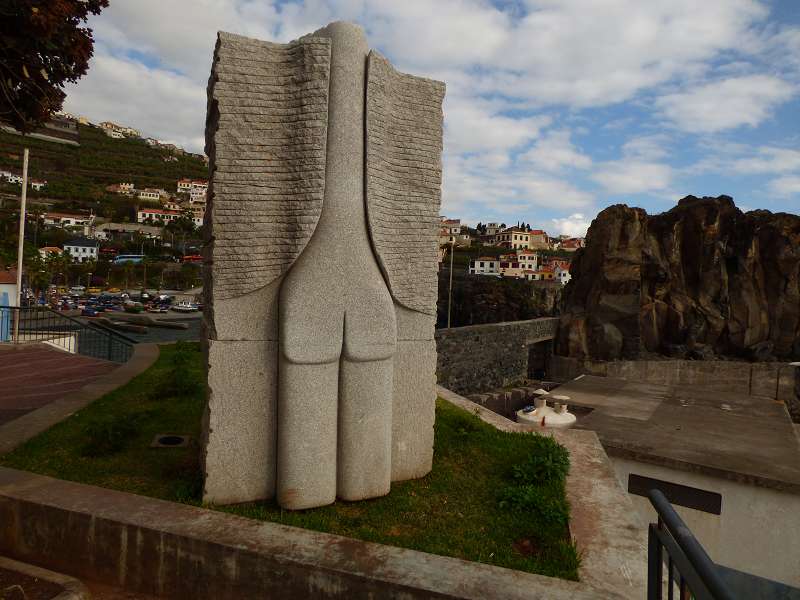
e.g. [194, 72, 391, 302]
[202, 22, 445, 509]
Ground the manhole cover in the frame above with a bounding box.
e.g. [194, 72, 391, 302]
[150, 434, 190, 448]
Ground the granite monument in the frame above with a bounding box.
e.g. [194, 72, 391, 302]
[202, 22, 445, 509]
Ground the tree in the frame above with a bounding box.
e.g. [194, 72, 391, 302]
[0, 0, 109, 131]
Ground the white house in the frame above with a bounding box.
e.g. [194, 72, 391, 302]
[137, 188, 166, 201]
[4, 173, 23, 185]
[485, 222, 502, 236]
[137, 208, 181, 224]
[64, 238, 99, 263]
[555, 265, 572, 285]
[495, 227, 531, 250]
[516, 249, 539, 271]
[190, 188, 207, 204]
[105, 129, 124, 139]
[469, 256, 500, 275]
[177, 178, 193, 193]
[189, 180, 208, 204]
[43, 212, 94, 228]
[30, 179, 47, 191]
[441, 218, 461, 236]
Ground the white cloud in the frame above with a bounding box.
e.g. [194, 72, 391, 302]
[732, 147, 800, 174]
[656, 75, 795, 133]
[621, 134, 672, 161]
[63, 54, 206, 151]
[59, 0, 799, 219]
[768, 176, 800, 198]
[551, 213, 592, 237]
[517, 175, 594, 209]
[685, 145, 800, 179]
[519, 130, 592, 172]
[480, 0, 769, 107]
[592, 161, 673, 194]
[444, 99, 551, 154]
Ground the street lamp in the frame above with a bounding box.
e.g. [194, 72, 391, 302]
[447, 239, 455, 328]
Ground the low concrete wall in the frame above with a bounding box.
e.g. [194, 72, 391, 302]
[612, 457, 800, 588]
[550, 355, 799, 408]
[0, 385, 646, 600]
[435, 318, 558, 394]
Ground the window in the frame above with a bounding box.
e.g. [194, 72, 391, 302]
[479, 262, 484, 267]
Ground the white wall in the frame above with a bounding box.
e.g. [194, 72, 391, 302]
[0, 282, 17, 306]
[611, 457, 800, 588]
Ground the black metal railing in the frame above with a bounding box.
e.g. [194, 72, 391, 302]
[0, 306, 135, 363]
[648, 488, 735, 600]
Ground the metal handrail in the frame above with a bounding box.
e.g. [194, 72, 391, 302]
[648, 488, 736, 600]
[42, 306, 138, 344]
[0, 305, 135, 363]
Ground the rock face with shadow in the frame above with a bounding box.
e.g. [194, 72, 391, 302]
[556, 195, 800, 362]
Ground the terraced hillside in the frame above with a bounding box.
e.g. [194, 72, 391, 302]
[0, 125, 207, 204]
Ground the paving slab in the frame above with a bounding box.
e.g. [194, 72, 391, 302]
[0, 344, 159, 455]
[556, 375, 800, 493]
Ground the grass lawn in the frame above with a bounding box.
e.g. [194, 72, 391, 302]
[0, 342, 579, 580]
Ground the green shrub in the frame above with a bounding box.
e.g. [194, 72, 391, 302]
[499, 484, 570, 530]
[510, 437, 570, 486]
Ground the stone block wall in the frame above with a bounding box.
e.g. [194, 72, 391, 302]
[434, 318, 559, 394]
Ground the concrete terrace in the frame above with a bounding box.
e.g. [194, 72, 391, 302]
[557, 374, 800, 493]
[0, 344, 117, 426]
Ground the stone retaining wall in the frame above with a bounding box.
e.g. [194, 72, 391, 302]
[435, 318, 559, 394]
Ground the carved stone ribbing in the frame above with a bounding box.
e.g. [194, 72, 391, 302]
[205, 32, 331, 300]
[366, 51, 445, 316]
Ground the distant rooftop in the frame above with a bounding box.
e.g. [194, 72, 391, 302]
[64, 237, 99, 248]
[557, 375, 800, 494]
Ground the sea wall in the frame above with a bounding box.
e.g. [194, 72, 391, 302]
[434, 318, 558, 394]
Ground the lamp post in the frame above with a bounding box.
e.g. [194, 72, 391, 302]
[12, 148, 29, 343]
[447, 239, 455, 328]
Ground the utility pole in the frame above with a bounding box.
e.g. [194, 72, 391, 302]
[13, 148, 29, 343]
[447, 239, 454, 328]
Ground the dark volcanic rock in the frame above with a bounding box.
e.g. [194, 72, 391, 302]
[556, 196, 800, 361]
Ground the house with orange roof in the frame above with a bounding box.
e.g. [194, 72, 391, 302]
[38, 247, 63, 259]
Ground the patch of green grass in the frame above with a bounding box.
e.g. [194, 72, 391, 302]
[0, 342, 579, 580]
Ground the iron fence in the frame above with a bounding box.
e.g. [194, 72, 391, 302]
[648, 488, 735, 600]
[0, 306, 135, 363]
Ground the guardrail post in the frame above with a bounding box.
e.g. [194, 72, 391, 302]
[648, 521, 663, 600]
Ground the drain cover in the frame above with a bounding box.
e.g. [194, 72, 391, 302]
[150, 434, 190, 448]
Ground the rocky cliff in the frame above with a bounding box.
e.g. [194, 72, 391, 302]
[556, 196, 800, 362]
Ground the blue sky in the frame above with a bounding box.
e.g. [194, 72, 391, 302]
[63, 0, 800, 236]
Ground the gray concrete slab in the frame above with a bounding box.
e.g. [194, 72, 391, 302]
[556, 375, 800, 493]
